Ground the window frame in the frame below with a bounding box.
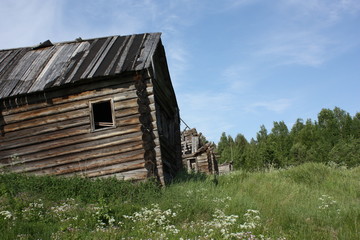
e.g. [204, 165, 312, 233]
[89, 98, 116, 132]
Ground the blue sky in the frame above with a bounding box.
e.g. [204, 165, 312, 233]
[1, 0, 360, 142]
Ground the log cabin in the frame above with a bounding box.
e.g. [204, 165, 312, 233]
[181, 128, 218, 174]
[0, 33, 182, 185]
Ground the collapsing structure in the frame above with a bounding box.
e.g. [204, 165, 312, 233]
[181, 128, 218, 174]
[0, 33, 182, 185]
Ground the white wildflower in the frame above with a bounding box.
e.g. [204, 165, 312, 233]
[0, 210, 15, 220]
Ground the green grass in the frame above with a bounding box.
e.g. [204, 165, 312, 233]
[0, 163, 359, 239]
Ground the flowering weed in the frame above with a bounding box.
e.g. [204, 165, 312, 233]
[318, 194, 341, 216]
[123, 203, 179, 237]
[21, 199, 45, 221]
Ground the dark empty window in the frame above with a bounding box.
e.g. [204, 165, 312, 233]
[90, 100, 115, 130]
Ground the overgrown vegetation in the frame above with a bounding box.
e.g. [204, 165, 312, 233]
[1, 163, 359, 239]
[217, 107, 360, 169]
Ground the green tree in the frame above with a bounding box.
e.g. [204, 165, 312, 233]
[256, 125, 268, 143]
[351, 112, 360, 138]
[329, 138, 360, 167]
[216, 132, 234, 164]
[232, 134, 248, 169]
[268, 121, 291, 167]
[217, 132, 229, 156]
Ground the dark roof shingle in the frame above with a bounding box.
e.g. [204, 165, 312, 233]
[0, 33, 161, 99]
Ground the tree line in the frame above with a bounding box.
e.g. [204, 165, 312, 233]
[216, 107, 360, 169]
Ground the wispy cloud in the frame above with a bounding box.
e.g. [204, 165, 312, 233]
[251, 0, 360, 67]
[283, 0, 360, 24]
[221, 64, 253, 92]
[247, 98, 293, 114]
[0, 0, 61, 49]
[255, 31, 332, 67]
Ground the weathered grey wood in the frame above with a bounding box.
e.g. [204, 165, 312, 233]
[0, 33, 181, 184]
[130, 33, 148, 70]
[0, 116, 89, 142]
[52, 150, 145, 176]
[1, 131, 143, 170]
[135, 33, 160, 71]
[11, 48, 56, 96]
[115, 35, 135, 73]
[181, 128, 218, 175]
[29, 44, 67, 92]
[0, 51, 12, 64]
[0, 124, 90, 150]
[104, 35, 129, 76]
[81, 37, 111, 79]
[1, 82, 136, 116]
[7, 50, 36, 83]
[7, 141, 144, 173]
[3, 100, 88, 124]
[3, 90, 138, 124]
[96, 168, 148, 181]
[29, 43, 78, 92]
[0, 80, 19, 99]
[0, 49, 28, 98]
[0, 124, 141, 159]
[81, 159, 145, 178]
[114, 98, 138, 110]
[3, 109, 89, 133]
[88, 36, 118, 78]
[115, 106, 139, 119]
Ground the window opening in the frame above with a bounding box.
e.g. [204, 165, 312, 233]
[91, 100, 115, 130]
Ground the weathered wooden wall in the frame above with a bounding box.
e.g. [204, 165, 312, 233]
[0, 75, 155, 181]
[0, 34, 182, 184]
[151, 41, 182, 183]
[181, 128, 218, 175]
[218, 162, 233, 174]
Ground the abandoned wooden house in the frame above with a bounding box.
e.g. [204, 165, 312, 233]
[181, 128, 218, 174]
[0, 33, 182, 185]
[218, 162, 233, 174]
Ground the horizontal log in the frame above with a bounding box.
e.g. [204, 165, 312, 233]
[32, 151, 145, 176]
[8, 141, 144, 173]
[115, 106, 138, 118]
[3, 99, 88, 124]
[114, 98, 138, 110]
[0, 129, 143, 163]
[56, 151, 144, 175]
[0, 112, 140, 155]
[0, 116, 89, 142]
[3, 91, 138, 125]
[2, 80, 137, 116]
[3, 109, 89, 133]
[95, 168, 148, 181]
[0, 124, 90, 151]
[117, 116, 141, 127]
[83, 159, 145, 178]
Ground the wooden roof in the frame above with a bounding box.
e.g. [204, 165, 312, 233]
[0, 33, 161, 99]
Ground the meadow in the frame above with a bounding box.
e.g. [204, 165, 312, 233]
[0, 162, 359, 239]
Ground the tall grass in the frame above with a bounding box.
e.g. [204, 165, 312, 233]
[0, 163, 359, 239]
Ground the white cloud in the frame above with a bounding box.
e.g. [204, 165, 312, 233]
[0, 0, 61, 49]
[221, 64, 254, 92]
[251, 0, 360, 68]
[280, 0, 360, 28]
[255, 31, 332, 67]
[247, 98, 293, 114]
